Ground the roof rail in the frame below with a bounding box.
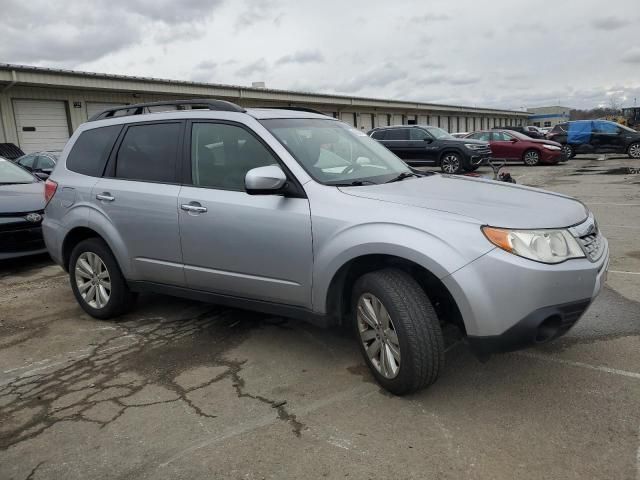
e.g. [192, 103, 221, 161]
[260, 106, 329, 116]
[88, 98, 246, 121]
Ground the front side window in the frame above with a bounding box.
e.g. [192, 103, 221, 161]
[424, 126, 453, 140]
[115, 123, 180, 183]
[593, 121, 619, 134]
[410, 128, 430, 141]
[492, 131, 515, 141]
[190, 122, 278, 190]
[262, 118, 411, 186]
[37, 155, 56, 169]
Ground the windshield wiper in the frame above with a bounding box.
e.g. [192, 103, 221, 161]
[0, 182, 32, 185]
[330, 180, 377, 186]
[385, 172, 421, 183]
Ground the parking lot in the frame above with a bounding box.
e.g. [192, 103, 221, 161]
[1, 155, 638, 480]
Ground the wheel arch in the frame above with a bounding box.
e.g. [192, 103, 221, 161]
[324, 253, 466, 333]
[62, 222, 129, 277]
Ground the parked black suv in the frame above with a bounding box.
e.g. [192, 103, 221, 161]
[546, 120, 640, 159]
[368, 125, 491, 174]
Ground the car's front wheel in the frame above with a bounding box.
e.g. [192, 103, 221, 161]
[628, 142, 640, 159]
[440, 152, 464, 174]
[523, 149, 541, 166]
[562, 144, 575, 159]
[69, 238, 136, 319]
[352, 269, 444, 395]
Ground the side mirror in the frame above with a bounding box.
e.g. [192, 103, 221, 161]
[423, 137, 433, 143]
[245, 165, 287, 195]
[509, 138, 518, 143]
[34, 171, 49, 180]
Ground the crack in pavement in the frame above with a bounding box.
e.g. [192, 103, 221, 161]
[0, 307, 307, 452]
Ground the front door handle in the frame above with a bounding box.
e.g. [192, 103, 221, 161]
[181, 202, 207, 214]
[96, 192, 115, 202]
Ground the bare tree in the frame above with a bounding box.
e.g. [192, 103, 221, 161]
[608, 95, 622, 113]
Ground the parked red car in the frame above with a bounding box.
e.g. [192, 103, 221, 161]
[465, 130, 564, 166]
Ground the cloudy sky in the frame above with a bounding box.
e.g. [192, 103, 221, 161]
[1, 0, 638, 110]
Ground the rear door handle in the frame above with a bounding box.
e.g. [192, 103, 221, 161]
[96, 192, 115, 202]
[181, 202, 207, 214]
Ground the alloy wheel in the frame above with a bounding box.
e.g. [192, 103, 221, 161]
[75, 252, 111, 309]
[629, 143, 640, 159]
[441, 154, 460, 174]
[357, 293, 401, 379]
[524, 151, 540, 166]
[562, 144, 573, 159]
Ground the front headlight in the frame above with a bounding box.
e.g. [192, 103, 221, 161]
[542, 144, 561, 151]
[465, 143, 486, 150]
[482, 226, 585, 264]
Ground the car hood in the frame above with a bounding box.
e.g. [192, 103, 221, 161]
[339, 174, 588, 229]
[440, 137, 487, 146]
[525, 138, 562, 147]
[0, 182, 45, 214]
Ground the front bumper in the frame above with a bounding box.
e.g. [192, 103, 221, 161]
[442, 234, 609, 355]
[540, 149, 562, 164]
[469, 151, 492, 166]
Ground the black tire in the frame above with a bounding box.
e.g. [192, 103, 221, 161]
[523, 149, 540, 166]
[562, 144, 574, 159]
[69, 238, 136, 320]
[351, 269, 444, 395]
[440, 152, 464, 174]
[628, 142, 640, 159]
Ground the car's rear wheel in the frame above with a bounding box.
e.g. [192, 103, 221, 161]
[69, 238, 136, 319]
[628, 142, 640, 159]
[440, 152, 463, 174]
[352, 269, 444, 395]
[562, 144, 575, 159]
[523, 149, 540, 166]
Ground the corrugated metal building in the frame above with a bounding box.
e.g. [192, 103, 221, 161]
[0, 64, 529, 153]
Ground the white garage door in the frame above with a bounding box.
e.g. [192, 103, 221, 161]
[376, 114, 388, 127]
[13, 100, 70, 153]
[340, 112, 355, 126]
[86, 102, 125, 120]
[358, 114, 373, 132]
[392, 114, 403, 125]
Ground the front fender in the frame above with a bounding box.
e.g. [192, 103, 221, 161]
[312, 222, 490, 314]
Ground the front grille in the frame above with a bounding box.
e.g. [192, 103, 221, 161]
[578, 230, 604, 262]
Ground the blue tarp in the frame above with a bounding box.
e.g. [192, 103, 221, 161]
[568, 121, 592, 145]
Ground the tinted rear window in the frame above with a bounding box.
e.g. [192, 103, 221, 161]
[67, 125, 122, 177]
[114, 123, 180, 183]
[371, 130, 387, 140]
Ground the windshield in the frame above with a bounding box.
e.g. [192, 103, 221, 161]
[261, 118, 412, 185]
[424, 126, 453, 140]
[0, 158, 36, 184]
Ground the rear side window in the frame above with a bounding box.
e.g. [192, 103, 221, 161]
[67, 125, 121, 177]
[386, 129, 409, 140]
[114, 123, 181, 183]
[371, 130, 387, 140]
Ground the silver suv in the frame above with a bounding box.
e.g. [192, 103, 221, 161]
[42, 99, 609, 395]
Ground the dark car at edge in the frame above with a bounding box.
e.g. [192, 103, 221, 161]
[546, 120, 640, 159]
[0, 157, 48, 260]
[368, 125, 491, 174]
